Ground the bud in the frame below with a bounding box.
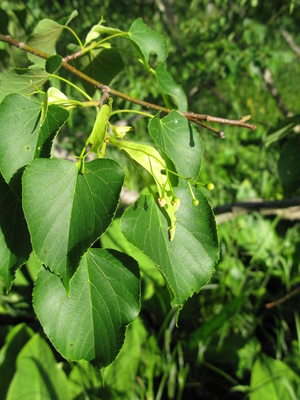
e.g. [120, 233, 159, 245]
[171, 197, 181, 208]
[206, 182, 214, 191]
[158, 197, 167, 207]
[193, 198, 199, 206]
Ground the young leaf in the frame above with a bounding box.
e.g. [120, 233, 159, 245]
[121, 186, 219, 307]
[0, 94, 69, 195]
[154, 64, 188, 111]
[149, 110, 203, 179]
[89, 99, 112, 156]
[0, 174, 32, 291]
[0, 66, 50, 102]
[85, 23, 123, 44]
[22, 158, 124, 289]
[45, 54, 63, 74]
[6, 334, 71, 400]
[127, 18, 167, 65]
[33, 249, 140, 368]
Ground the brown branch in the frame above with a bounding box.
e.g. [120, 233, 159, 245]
[265, 286, 300, 309]
[0, 33, 256, 132]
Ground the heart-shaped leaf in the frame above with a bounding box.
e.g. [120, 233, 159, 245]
[149, 110, 203, 180]
[128, 18, 167, 65]
[0, 94, 69, 195]
[0, 174, 31, 290]
[33, 249, 140, 368]
[121, 186, 219, 306]
[22, 158, 124, 289]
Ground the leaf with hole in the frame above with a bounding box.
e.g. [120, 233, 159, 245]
[121, 185, 219, 306]
[149, 110, 203, 180]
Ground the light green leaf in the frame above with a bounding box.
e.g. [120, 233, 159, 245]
[85, 23, 123, 44]
[0, 324, 34, 400]
[121, 185, 219, 306]
[0, 66, 50, 102]
[250, 354, 300, 400]
[128, 18, 167, 65]
[154, 64, 188, 111]
[112, 138, 178, 238]
[6, 334, 71, 400]
[33, 249, 140, 367]
[27, 19, 65, 65]
[149, 110, 203, 179]
[0, 94, 69, 195]
[22, 158, 124, 289]
[0, 174, 31, 291]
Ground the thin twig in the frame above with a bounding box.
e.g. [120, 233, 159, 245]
[0, 33, 257, 132]
[265, 286, 300, 309]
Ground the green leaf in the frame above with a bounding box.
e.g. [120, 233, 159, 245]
[121, 186, 219, 306]
[80, 48, 124, 96]
[22, 158, 124, 289]
[45, 55, 62, 74]
[154, 64, 188, 111]
[27, 19, 65, 65]
[0, 94, 68, 195]
[6, 334, 71, 400]
[278, 136, 300, 196]
[33, 249, 140, 367]
[0, 323, 34, 400]
[85, 23, 123, 44]
[250, 354, 300, 400]
[128, 18, 167, 65]
[149, 110, 203, 179]
[265, 115, 300, 147]
[0, 174, 32, 290]
[0, 66, 50, 102]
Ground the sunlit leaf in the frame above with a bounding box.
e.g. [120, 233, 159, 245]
[33, 249, 140, 367]
[22, 158, 124, 289]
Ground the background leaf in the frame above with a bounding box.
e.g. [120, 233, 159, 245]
[33, 249, 140, 367]
[250, 354, 300, 400]
[0, 174, 32, 290]
[121, 186, 219, 306]
[128, 18, 167, 65]
[149, 110, 203, 180]
[45, 55, 62, 74]
[278, 136, 300, 196]
[27, 19, 65, 65]
[154, 64, 188, 111]
[22, 158, 124, 288]
[0, 324, 34, 400]
[6, 334, 71, 400]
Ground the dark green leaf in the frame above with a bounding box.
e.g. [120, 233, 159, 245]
[121, 186, 219, 306]
[0, 94, 68, 195]
[149, 110, 203, 180]
[128, 18, 167, 65]
[278, 136, 300, 196]
[22, 158, 124, 289]
[0, 174, 31, 290]
[154, 64, 187, 111]
[45, 55, 62, 74]
[6, 334, 71, 400]
[0, 67, 50, 102]
[79, 48, 124, 96]
[33, 249, 140, 367]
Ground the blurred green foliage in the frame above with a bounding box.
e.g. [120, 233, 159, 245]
[1, 0, 300, 398]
